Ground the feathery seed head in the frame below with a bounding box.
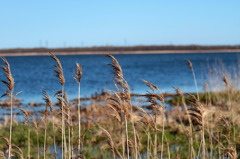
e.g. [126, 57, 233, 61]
[222, 73, 229, 87]
[1, 57, 14, 92]
[50, 52, 65, 86]
[74, 63, 83, 83]
[18, 108, 30, 125]
[186, 59, 193, 70]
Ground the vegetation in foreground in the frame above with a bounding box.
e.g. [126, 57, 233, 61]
[0, 54, 240, 159]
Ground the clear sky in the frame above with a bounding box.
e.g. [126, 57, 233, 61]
[0, 0, 239, 49]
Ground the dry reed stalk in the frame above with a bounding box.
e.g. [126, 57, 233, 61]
[30, 114, 39, 159]
[107, 94, 125, 158]
[45, 91, 57, 159]
[136, 106, 154, 159]
[42, 89, 53, 159]
[18, 108, 30, 159]
[186, 59, 199, 100]
[105, 54, 137, 159]
[187, 93, 206, 159]
[50, 52, 66, 159]
[74, 63, 83, 155]
[173, 87, 195, 158]
[1, 57, 14, 159]
[56, 90, 71, 158]
[99, 125, 123, 159]
[222, 73, 235, 142]
[203, 81, 214, 159]
[143, 80, 165, 159]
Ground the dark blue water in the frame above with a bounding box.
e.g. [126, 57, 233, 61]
[0, 52, 239, 106]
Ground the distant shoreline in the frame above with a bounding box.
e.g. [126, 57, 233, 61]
[0, 49, 239, 56]
[0, 45, 240, 56]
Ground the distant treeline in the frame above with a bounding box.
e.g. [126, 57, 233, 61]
[1, 45, 240, 53]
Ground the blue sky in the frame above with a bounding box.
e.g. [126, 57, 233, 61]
[0, 0, 239, 49]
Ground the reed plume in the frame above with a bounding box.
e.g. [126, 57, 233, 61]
[50, 52, 66, 159]
[18, 108, 30, 159]
[42, 89, 52, 159]
[98, 126, 123, 159]
[136, 106, 155, 159]
[1, 57, 15, 159]
[74, 63, 83, 156]
[105, 54, 138, 159]
[143, 80, 165, 159]
[107, 91, 126, 158]
[187, 93, 206, 159]
[186, 59, 199, 100]
[173, 87, 195, 158]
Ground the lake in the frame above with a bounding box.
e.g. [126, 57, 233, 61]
[0, 52, 239, 110]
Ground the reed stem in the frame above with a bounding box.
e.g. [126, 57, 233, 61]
[78, 83, 81, 154]
[124, 114, 129, 159]
[37, 130, 39, 159]
[8, 91, 13, 159]
[160, 110, 165, 159]
[28, 126, 30, 159]
[44, 122, 47, 159]
[52, 114, 57, 159]
[154, 115, 157, 159]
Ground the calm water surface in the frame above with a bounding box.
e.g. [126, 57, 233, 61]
[0, 52, 239, 107]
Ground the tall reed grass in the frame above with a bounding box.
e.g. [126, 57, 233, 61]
[0, 54, 240, 159]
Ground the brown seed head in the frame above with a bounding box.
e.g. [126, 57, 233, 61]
[222, 73, 229, 87]
[1, 57, 14, 92]
[18, 108, 30, 125]
[30, 114, 38, 130]
[186, 59, 193, 70]
[74, 63, 83, 83]
[50, 52, 65, 86]
[173, 87, 184, 98]
[42, 89, 53, 123]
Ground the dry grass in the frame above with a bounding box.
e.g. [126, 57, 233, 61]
[1, 54, 240, 159]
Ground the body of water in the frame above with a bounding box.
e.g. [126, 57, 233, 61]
[0, 52, 239, 105]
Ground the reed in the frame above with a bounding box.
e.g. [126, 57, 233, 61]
[1, 54, 240, 158]
[105, 54, 134, 159]
[50, 52, 66, 159]
[0, 57, 15, 159]
[186, 59, 199, 100]
[187, 93, 206, 159]
[30, 114, 39, 159]
[173, 87, 195, 158]
[74, 63, 83, 155]
[18, 108, 30, 159]
[143, 80, 165, 159]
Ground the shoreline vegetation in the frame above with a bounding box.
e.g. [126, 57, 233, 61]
[0, 45, 240, 56]
[0, 53, 240, 158]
